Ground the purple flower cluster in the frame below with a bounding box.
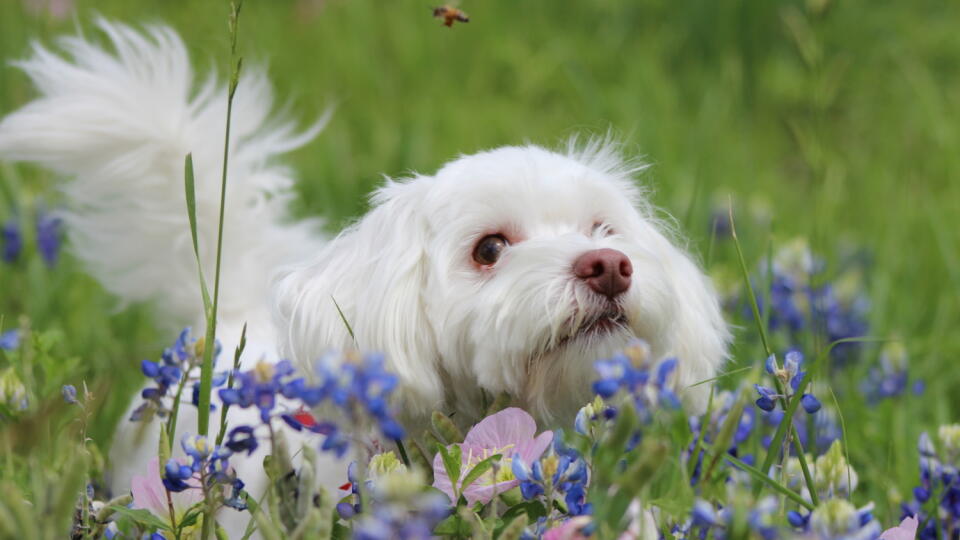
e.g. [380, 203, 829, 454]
[743, 244, 869, 365]
[217, 352, 405, 459]
[861, 343, 924, 403]
[0, 329, 19, 351]
[2, 209, 64, 267]
[682, 496, 780, 540]
[513, 437, 592, 517]
[162, 434, 246, 511]
[592, 340, 681, 417]
[130, 328, 225, 421]
[35, 210, 62, 267]
[901, 430, 960, 540]
[2, 219, 21, 263]
[753, 351, 821, 415]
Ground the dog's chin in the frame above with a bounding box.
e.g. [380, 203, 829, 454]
[551, 308, 629, 353]
[520, 313, 636, 427]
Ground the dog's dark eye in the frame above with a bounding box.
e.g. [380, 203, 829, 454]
[473, 235, 509, 266]
[592, 222, 614, 236]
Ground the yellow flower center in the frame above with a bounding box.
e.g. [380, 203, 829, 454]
[462, 444, 516, 486]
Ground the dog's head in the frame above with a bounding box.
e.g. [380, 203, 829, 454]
[274, 141, 728, 426]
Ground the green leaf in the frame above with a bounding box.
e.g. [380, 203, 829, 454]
[433, 514, 471, 536]
[432, 411, 464, 444]
[498, 486, 523, 507]
[437, 444, 462, 494]
[109, 506, 172, 532]
[183, 154, 212, 313]
[459, 453, 501, 496]
[178, 506, 203, 530]
[498, 500, 546, 528]
[331, 296, 357, 347]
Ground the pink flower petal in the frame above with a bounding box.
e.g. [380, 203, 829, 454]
[130, 458, 169, 518]
[880, 515, 918, 540]
[130, 457, 202, 520]
[514, 431, 554, 463]
[464, 408, 537, 449]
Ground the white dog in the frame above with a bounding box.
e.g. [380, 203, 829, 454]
[0, 20, 727, 533]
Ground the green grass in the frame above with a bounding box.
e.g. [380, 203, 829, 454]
[1, 0, 959, 533]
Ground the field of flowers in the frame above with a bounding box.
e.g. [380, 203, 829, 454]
[1, 0, 960, 538]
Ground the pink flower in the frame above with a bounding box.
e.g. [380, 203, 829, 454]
[131, 457, 203, 524]
[432, 407, 552, 505]
[880, 515, 918, 540]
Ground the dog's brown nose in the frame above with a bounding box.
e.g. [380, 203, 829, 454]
[573, 248, 632, 298]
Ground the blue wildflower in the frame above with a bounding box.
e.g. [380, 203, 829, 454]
[131, 328, 224, 421]
[742, 242, 869, 365]
[35, 210, 62, 267]
[0, 329, 20, 351]
[162, 459, 193, 492]
[225, 426, 259, 455]
[61, 384, 78, 404]
[2, 219, 21, 263]
[800, 393, 822, 414]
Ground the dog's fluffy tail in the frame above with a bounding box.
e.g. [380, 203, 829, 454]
[0, 20, 324, 336]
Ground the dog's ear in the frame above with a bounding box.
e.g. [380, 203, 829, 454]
[273, 177, 444, 416]
[654, 233, 731, 412]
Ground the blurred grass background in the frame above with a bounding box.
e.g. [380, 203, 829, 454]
[1, 0, 959, 521]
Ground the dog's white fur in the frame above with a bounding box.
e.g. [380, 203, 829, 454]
[0, 20, 728, 533]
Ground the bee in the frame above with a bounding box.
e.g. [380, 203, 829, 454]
[432, 5, 469, 27]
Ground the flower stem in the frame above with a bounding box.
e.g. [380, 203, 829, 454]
[199, 5, 243, 539]
[166, 373, 190, 451]
[165, 487, 179, 535]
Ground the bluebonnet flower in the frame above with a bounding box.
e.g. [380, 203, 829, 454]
[130, 328, 226, 421]
[161, 434, 247, 511]
[61, 384, 78, 404]
[591, 340, 680, 420]
[861, 342, 922, 403]
[163, 459, 194, 492]
[753, 351, 821, 416]
[35, 209, 63, 267]
[742, 240, 869, 365]
[512, 435, 592, 517]
[336, 461, 362, 519]
[685, 496, 780, 540]
[799, 500, 880, 540]
[317, 352, 406, 440]
[225, 425, 259, 455]
[2, 219, 21, 263]
[218, 351, 406, 459]
[573, 396, 617, 439]
[900, 427, 960, 539]
[0, 329, 19, 351]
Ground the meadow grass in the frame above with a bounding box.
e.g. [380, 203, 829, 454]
[1, 0, 959, 535]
